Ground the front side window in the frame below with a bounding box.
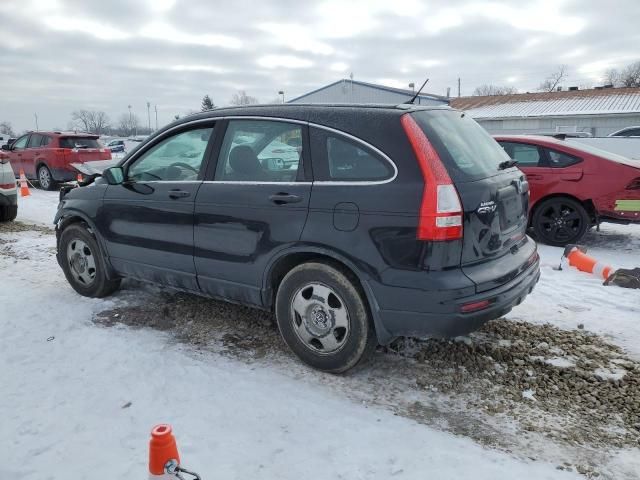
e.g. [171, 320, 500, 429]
[546, 148, 581, 168]
[499, 142, 543, 167]
[215, 120, 302, 182]
[325, 136, 392, 180]
[128, 127, 213, 181]
[12, 135, 29, 150]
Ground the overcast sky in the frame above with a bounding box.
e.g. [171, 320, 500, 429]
[1, 0, 638, 133]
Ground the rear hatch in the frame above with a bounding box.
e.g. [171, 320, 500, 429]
[411, 110, 535, 292]
[59, 136, 115, 174]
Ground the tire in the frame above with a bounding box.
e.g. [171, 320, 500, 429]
[37, 164, 56, 191]
[0, 204, 18, 222]
[275, 261, 377, 373]
[59, 223, 120, 298]
[532, 197, 590, 247]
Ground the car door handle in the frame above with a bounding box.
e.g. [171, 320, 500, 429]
[169, 189, 191, 199]
[269, 193, 302, 205]
[526, 174, 543, 180]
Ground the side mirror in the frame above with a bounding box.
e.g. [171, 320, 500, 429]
[103, 166, 125, 185]
[1, 144, 9, 151]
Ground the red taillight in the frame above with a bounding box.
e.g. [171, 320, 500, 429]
[400, 114, 463, 241]
[0, 183, 16, 189]
[460, 300, 490, 313]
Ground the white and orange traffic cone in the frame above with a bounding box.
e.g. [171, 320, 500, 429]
[148, 424, 200, 479]
[563, 245, 615, 280]
[19, 169, 30, 197]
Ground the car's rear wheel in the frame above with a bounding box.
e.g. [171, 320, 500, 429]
[532, 197, 589, 246]
[59, 223, 120, 297]
[37, 165, 56, 191]
[275, 262, 377, 373]
[0, 204, 18, 222]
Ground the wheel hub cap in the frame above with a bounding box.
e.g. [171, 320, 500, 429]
[290, 282, 350, 354]
[66, 239, 97, 286]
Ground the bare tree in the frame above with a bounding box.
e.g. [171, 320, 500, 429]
[538, 65, 568, 92]
[604, 61, 640, 87]
[118, 113, 140, 137]
[472, 84, 518, 96]
[71, 110, 111, 134]
[229, 90, 258, 106]
[0, 121, 16, 137]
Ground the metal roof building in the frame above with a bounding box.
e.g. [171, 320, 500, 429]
[288, 79, 449, 106]
[449, 87, 640, 136]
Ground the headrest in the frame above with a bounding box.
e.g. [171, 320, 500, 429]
[229, 145, 261, 176]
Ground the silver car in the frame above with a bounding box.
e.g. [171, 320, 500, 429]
[0, 152, 18, 221]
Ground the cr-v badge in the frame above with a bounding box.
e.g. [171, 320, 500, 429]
[477, 200, 497, 215]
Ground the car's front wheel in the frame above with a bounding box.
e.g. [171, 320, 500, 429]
[532, 197, 590, 246]
[37, 164, 56, 191]
[275, 262, 377, 373]
[59, 223, 120, 297]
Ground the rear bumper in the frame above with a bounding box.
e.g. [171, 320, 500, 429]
[50, 167, 77, 182]
[0, 191, 18, 206]
[370, 253, 540, 340]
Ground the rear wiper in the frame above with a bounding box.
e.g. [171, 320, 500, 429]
[498, 159, 518, 170]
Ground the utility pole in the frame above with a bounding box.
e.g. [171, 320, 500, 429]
[34, 113, 39, 131]
[278, 90, 285, 103]
[154, 105, 158, 130]
[127, 105, 132, 136]
[409, 82, 415, 93]
[457, 78, 461, 98]
[146, 101, 151, 133]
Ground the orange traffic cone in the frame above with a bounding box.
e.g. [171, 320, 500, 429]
[564, 246, 614, 280]
[149, 424, 180, 476]
[19, 169, 30, 197]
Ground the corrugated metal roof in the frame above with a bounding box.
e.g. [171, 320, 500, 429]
[450, 87, 640, 119]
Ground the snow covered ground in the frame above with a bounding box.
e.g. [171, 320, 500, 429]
[2, 190, 640, 479]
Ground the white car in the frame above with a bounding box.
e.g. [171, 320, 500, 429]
[608, 126, 640, 137]
[0, 151, 18, 221]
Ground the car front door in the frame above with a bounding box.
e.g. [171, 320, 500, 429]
[24, 133, 44, 179]
[8, 134, 30, 176]
[194, 118, 311, 306]
[99, 122, 217, 290]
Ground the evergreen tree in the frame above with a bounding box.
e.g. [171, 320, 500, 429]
[201, 94, 215, 111]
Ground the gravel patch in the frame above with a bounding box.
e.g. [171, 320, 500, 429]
[95, 291, 640, 464]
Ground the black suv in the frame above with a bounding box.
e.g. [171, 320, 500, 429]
[55, 104, 540, 372]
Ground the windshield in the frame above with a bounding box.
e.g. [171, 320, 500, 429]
[411, 110, 511, 182]
[60, 137, 100, 149]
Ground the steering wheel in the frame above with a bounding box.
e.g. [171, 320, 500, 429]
[170, 162, 199, 173]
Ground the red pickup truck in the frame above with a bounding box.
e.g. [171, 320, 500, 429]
[0, 131, 112, 190]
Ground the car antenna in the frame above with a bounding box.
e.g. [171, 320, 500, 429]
[405, 78, 429, 104]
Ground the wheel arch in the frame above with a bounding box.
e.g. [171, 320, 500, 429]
[263, 247, 393, 345]
[530, 193, 596, 226]
[56, 210, 117, 279]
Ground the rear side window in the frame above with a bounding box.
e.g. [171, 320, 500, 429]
[326, 136, 392, 180]
[310, 128, 394, 182]
[59, 137, 100, 149]
[411, 110, 511, 182]
[40, 136, 51, 147]
[546, 148, 581, 168]
[499, 142, 543, 167]
[27, 134, 42, 148]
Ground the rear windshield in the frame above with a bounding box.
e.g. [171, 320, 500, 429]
[411, 110, 511, 182]
[59, 137, 100, 149]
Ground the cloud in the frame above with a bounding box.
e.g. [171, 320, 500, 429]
[0, 0, 638, 132]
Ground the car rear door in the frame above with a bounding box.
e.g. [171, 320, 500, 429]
[498, 141, 548, 207]
[194, 118, 311, 306]
[412, 111, 535, 292]
[99, 122, 216, 291]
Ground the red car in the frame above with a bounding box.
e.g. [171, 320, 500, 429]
[0, 132, 112, 190]
[495, 135, 640, 246]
